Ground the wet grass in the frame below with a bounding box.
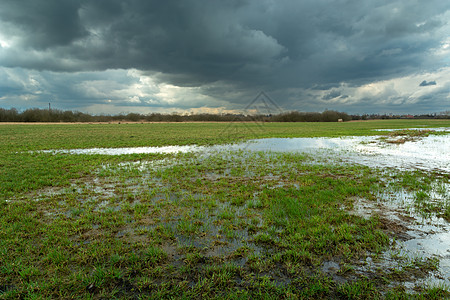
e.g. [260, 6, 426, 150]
[379, 129, 439, 144]
[378, 170, 450, 218]
[1, 119, 449, 152]
[1, 120, 450, 298]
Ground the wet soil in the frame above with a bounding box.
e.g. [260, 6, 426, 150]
[28, 128, 450, 293]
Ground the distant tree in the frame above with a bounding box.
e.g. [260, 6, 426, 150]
[126, 113, 141, 122]
[322, 110, 339, 122]
[0, 108, 19, 122]
[1, 107, 440, 122]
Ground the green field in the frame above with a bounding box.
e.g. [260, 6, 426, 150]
[1, 120, 450, 299]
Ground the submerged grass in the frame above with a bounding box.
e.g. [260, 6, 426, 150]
[1, 120, 450, 298]
[380, 129, 437, 144]
[1, 119, 449, 152]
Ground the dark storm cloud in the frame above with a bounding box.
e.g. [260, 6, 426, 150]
[419, 80, 437, 86]
[0, 0, 87, 49]
[0, 1, 446, 82]
[0, 0, 449, 114]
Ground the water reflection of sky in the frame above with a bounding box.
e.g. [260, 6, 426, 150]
[239, 135, 450, 174]
[42, 145, 207, 155]
[42, 130, 450, 174]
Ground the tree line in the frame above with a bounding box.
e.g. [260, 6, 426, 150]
[0, 107, 448, 123]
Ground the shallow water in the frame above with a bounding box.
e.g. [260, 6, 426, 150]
[41, 129, 450, 174]
[240, 135, 450, 174]
[34, 130, 450, 291]
[42, 145, 208, 155]
[352, 194, 450, 289]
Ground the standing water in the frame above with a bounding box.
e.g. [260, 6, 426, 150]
[41, 130, 450, 174]
[38, 128, 450, 290]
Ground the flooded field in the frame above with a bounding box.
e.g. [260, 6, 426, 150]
[2, 122, 450, 298]
[42, 127, 450, 174]
[32, 129, 450, 294]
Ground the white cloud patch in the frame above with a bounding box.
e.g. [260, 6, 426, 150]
[127, 96, 141, 103]
[300, 67, 450, 113]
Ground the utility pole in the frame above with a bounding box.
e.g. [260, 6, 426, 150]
[49, 103, 51, 111]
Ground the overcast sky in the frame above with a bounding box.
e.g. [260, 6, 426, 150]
[0, 0, 449, 115]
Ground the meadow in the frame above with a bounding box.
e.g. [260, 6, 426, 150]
[1, 120, 450, 299]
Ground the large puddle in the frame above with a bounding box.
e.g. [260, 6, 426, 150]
[240, 134, 450, 174]
[41, 145, 208, 155]
[42, 128, 450, 174]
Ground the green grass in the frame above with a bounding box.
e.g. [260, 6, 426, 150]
[1, 120, 449, 299]
[1, 119, 449, 152]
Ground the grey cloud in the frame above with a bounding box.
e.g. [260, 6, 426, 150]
[419, 80, 437, 86]
[310, 83, 342, 91]
[1, 1, 447, 82]
[0, 0, 449, 114]
[0, 0, 87, 49]
[0, 68, 134, 108]
[323, 91, 341, 101]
